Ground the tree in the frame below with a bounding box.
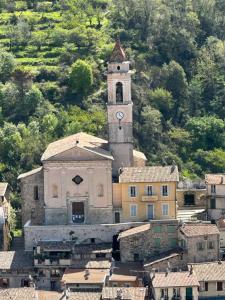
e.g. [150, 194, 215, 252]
[148, 88, 173, 119]
[69, 59, 93, 95]
[0, 51, 15, 83]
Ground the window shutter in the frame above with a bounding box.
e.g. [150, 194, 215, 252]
[128, 186, 131, 197]
[144, 186, 147, 196]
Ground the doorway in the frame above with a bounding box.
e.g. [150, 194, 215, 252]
[184, 194, 195, 206]
[72, 202, 84, 223]
[147, 204, 154, 220]
[186, 287, 193, 300]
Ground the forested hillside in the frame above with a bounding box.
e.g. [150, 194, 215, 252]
[0, 0, 225, 206]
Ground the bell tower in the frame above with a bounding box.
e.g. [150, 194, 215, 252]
[107, 39, 133, 176]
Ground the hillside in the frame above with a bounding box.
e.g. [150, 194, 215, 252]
[0, 0, 225, 207]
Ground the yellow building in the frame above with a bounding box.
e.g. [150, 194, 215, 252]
[113, 166, 179, 222]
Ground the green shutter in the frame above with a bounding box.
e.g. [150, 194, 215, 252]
[153, 226, 162, 233]
[169, 238, 177, 247]
[154, 238, 161, 247]
[167, 225, 176, 233]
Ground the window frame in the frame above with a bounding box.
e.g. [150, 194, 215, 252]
[33, 186, 39, 201]
[162, 185, 168, 197]
[197, 242, 204, 251]
[146, 185, 153, 196]
[129, 186, 137, 198]
[217, 281, 223, 291]
[211, 184, 216, 194]
[130, 204, 137, 217]
[162, 203, 169, 216]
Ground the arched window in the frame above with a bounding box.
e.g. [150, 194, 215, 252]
[97, 184, 104, 197]
[116, 82, 123, 103]
[52, 184, 58, 198]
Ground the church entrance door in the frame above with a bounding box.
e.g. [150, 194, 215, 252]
[72, 202, 84, 223]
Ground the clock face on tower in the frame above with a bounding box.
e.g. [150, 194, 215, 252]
[116, 111, 124, 120]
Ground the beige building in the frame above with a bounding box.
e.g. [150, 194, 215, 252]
[0, 182, 11, 250]
[191, 261, 225, 299]
[205, 174, 225, 221]
[178, 222, 220, 263]
[102, 287, 147, 300]
[151, 271, 199, 300]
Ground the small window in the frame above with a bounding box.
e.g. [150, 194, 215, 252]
[211, 185, 216, 194]
[129, 186, 137, 197]
[117, 65, 120, 70]
[124, 283, 131, 287]
[116, 82, 123, 102]
[210, 198, 216, 209]
[162, 185, 168, 196]
[91, 238, 95, 244]
[146, 186, 153, 196]
[130, 204, 137, 217]
[133, 253, 139, 261]
[162, 204, 169, 216]
[34, 186, 39, 200]
[52, 184, 58, 198]
[97, 184, 104, 197]
[154, 238, 161, 247]
[160, 288, 168, 297]
[208, 241, 215, 249]
[197, 242, 204, 251]
[205, 282, 208, 291]
[217, 281, 223, 291]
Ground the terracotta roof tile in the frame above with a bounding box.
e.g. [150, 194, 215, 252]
[18, 167, 42, 180]
[109, 39, 126, 63]
[205, 174, 225, 185]
[190, 261, 225, 281]
[152, 271, 199, 288]
[118, 224, 150, 239]
[69, 292, 101, 300]
[119, 165, 179, 183]
[0, 251, 33, 270]
[102, 287, 147, 300]
[62, 268, 108, 284]
[179, 223, 219, 237]
[0, 288, 37, 300]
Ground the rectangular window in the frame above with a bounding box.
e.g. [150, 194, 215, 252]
[162, 204, 169, 216]
[154, 238, 161, 248]
[211, 185, 216, 194]
[153, 226, 162, 233]
[197, 242, 204, 251]
[167, 225, 176, 233]
[129, 186, 137, 197]
[205, 282, 208, 292]
[217, 281, 223, 291]
[180, 239, 186, 249]
[133, 253, 139, 261]
[34, 186, 39, 200]
[160, 288, 168, 297]
[146, 186, 153, 196]
[173, 288, 180, 297]
[130, 204, 137, 217]
[208, 241, 215, 249]
[210, 198, 216, 209]
[169, 238, 177, 248]
[162, 185, 168, 196]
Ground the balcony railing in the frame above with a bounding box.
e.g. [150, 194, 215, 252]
[142, 195, 158, 201]
[72, 214, 84, 223]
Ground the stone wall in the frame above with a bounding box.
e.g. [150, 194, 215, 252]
[119, 220, 179, 263]
[24, 222, 146, 251]
[20, 169, 45, 226]
[176, 189, 206, 207]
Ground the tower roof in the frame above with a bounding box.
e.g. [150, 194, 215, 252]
[109, 38, 126, 63]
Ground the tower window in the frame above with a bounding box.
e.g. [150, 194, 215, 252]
[52, 184, 58, 198]
[117, 65, 120, 70]
[116, 82, 123, 103]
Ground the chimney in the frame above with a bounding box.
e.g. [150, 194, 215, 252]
[189, 265, 193, 275]
[84, 269, 90, 280]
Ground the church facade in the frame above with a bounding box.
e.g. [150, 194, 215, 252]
[18, 40, 147, 227]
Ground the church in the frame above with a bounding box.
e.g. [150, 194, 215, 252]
[18, 40, 178, 250]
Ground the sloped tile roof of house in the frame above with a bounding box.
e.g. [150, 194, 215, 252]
[179, 223, 219, 237]
[0, 251, 33, 270]
[41, 132, 113, 161]
[118, 224, 150, 239]
[119, 165, 179, 183]
[61, 268, 108, 284]
[0, 182, 8, 197]
[190, 261, 225, 281]
[69, 292, 101, 300]
[205, 174, 225, 185]
[152, 271, 199, 288]
[109, 38, 127, 63]
[0, 288, 37, 300]
[18, 167, 43, 180]
[102, 287, 147, 300]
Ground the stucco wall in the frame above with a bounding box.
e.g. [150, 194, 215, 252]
[24, 222, 146, 251]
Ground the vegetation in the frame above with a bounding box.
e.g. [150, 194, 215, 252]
[0, 0, 225, 209]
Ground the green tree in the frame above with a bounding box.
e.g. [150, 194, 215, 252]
[0, 51, 15, 83]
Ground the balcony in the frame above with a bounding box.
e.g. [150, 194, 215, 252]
[142, 195, 158, 202]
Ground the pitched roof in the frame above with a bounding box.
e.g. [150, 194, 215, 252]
[109, 274, 137, 282]
[0, 251, 33, 270]
[118, 224, 150, 239]
[152, 271, 199, 288]
[0, 288, 37, 300]
[109, 39, 127, 63]
[179, 223, 219, 237]
[41, 132, 113, 161]
[190, 261, 225, 281]
[62, 268, 108, 284]
[18, 167, 42, 180]
[0, 183, 8, 197]
[71, 260, 111, 269]
[69, 292, 101, 300]
[119, 165, 179, 183]
[102, 287, 147, 300]
[205, 174, 225, 185]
